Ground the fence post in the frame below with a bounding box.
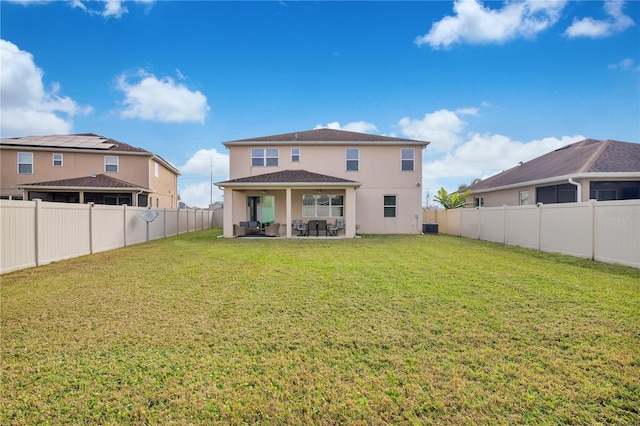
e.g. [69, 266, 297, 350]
[89, 202, 95, 254]
[536, 203, 542, 252]
[164, 208, 167, 238]
[123, 204, 128, 247]
[590, 199, 596, 261]
[34, 198, 42, 267]
[502, 205, 507, 245]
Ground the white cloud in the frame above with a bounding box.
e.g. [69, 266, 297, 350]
[398, 109, 466, 152]
[115, 70, 210, 123]
[608, 58, 637, 71]
[7, 0, 155, 18]
[179, 181, 223, 209]
[179, 148, 229, 176]
[416, 0, 566, 49]
[102, 0, 127, 18]
[0, 39, 92, 137]
[423, 133, 584, 189]
[565, 0, 634, 38]
[315, 121, 378, 134]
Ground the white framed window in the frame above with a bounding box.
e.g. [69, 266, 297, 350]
[475, 196, 484, 207]
[302, 194, 344, 218]
[252, 148, 279, 167]
[401, 148, 414, 171]
[105, 156, 119, 172]
[18, 152, 33, 174]
[346, 148, 359, 171]
[291, 147, 300, 162]
[519, 191, 529, 205]
[383, 195, 396, 218]
[52, 153, 63, 167]
[154, 162, 159, 177]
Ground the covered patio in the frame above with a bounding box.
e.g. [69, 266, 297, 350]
[216, 170, 361, 238]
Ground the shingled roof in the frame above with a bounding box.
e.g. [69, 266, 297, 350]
[15, 174, 151, 191]
[216, 169, 360, 187]
[223, 128, 429, 146]
[467, 139, 640, 192]
[0, 133, 148, 153]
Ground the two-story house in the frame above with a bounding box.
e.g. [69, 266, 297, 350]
[0, 134, 180, 208]
[216, 128, 429, 237]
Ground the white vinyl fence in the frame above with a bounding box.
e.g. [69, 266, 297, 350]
[424, 200, 640, 269]
[1, 199, 218, 274]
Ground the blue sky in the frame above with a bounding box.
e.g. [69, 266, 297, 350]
[2, 0, 639, 208]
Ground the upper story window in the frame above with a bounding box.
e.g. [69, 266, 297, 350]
[105, 156, 119, 173]
[52, 153, 63, 167]
[291, 148, 300, 162]
[252, 148, 279, 167]
[383, 195, 397, 217]
[401, 148, 414, 171]
[346, 148, 359, 171]
[18, 152, 33, 174]
[154, 162, 159, 177]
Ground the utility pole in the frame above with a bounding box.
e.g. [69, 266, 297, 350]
[210, 156, 213, 208]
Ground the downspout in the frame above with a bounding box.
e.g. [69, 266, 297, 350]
[568, 178, 582, 203]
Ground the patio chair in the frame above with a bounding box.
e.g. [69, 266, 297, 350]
[234, 224, 247, 236]
[264, 223, 280, 237]
[328, 218, 345, 236]
[316, 220, 328, 237]
[293, 219, 308, 236]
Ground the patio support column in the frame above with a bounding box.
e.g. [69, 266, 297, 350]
[286, 187, 292, 238]
[223, 187, 234, 238]
[345, 187, 357, 238]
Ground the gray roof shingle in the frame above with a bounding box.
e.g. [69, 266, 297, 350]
[16, 174, 150, 190]
[467, 139, 640, 191]
[0, 133, 148, 153]
[217, 169, 359, 186]
[223, 128, 429, 146]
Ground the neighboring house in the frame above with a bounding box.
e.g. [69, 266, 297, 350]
[0, 134, 180, 208]
[215, 128, 429, 237]
[464, 139, 640, 208]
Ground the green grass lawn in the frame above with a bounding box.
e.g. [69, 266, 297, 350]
[2, 229, 639, 425]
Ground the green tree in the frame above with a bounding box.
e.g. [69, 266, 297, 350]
[434, 187, 471, 209]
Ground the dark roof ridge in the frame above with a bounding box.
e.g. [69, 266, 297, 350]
[224, 128, 429, 144]
[578, 139, 609, 173]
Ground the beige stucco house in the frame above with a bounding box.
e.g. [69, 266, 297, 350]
[0, 134, 180, 208]
[216, 128, 429, 238]
[464, 139, 640, 208]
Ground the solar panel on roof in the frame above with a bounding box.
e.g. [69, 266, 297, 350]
[0, 135, 114, 149]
